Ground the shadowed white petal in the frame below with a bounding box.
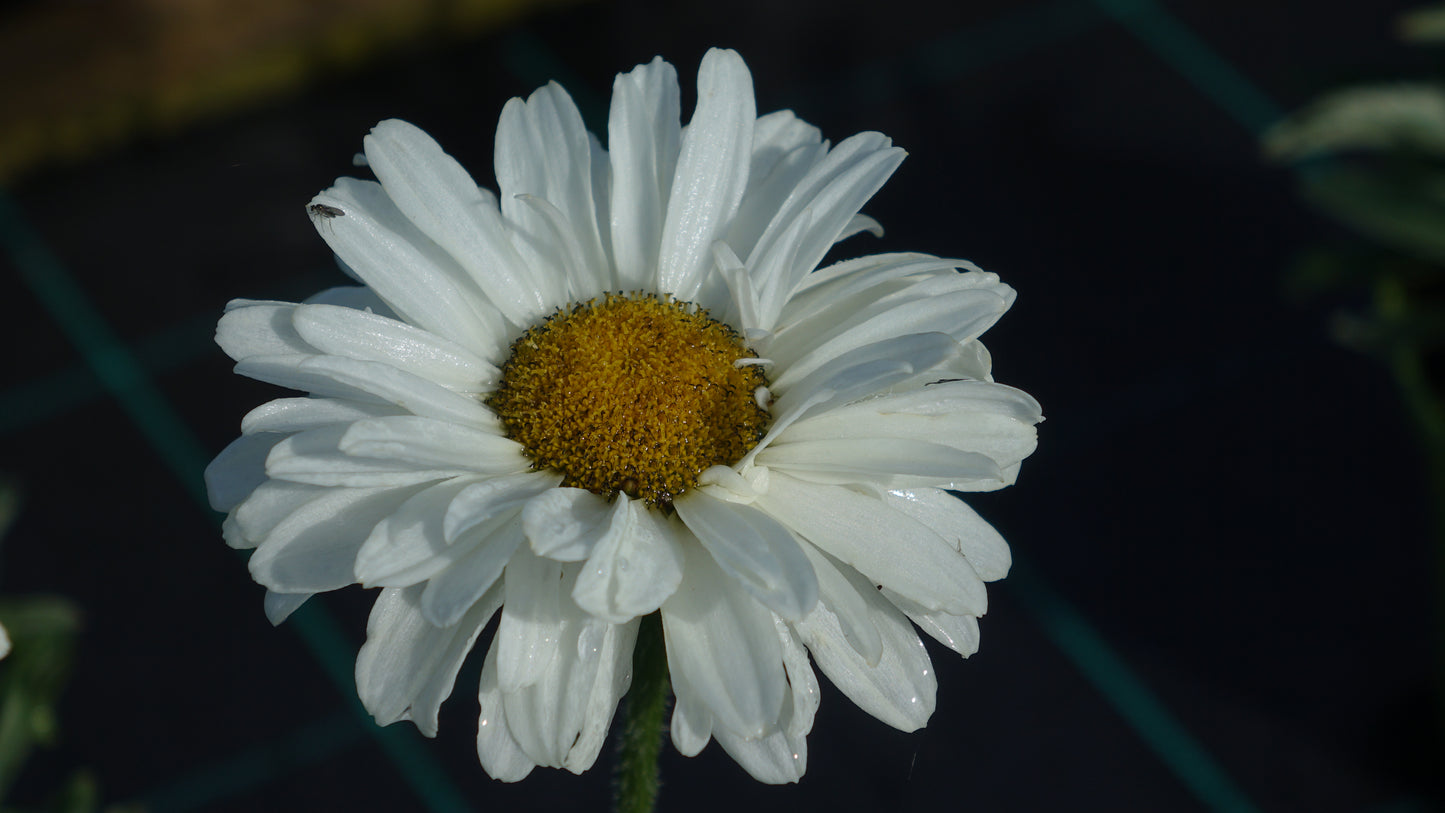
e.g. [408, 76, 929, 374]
[355, 477, 484, 587]
[497, 547, 563, 692]
[657, 48, 754, 301]
[263, 590, 310, 625]
[758, 437, 1003, 489]
[780, 380, 1042, 471]
[795, 574, 936, 731]
[248, 484, 425, 593]
[668, 676, 714, 757]
[674, 490, 817, 622]
[477, 641, 537, 782]
[445, 471, 563, 543]
[500, 602, 639, 773]
[339, 416, 528, 473]
[421, 517, 525, 628]
[206, 433, 284, 511]
[727, 111, 825, 255]
[661, 542, 786, 739]
[355, 583, 501, 736]
[307, 177, 506, 356]
[879, 488, 1012, 581]
[241, 397, 403, 435]
[292, 304, 497, 392]
[363, 120, 557, 326]
[797, 542, 883, 665]
[770, 279, 1014, 391]
[836, 213, 884, 243]
[783, 253, 978, 324]
[755, 472, 988, 616]
[266, 424, 471, 488]
[713, 618, 815, 784]
[496, 84, 610, 295]
[883, 589, 982, 657]
[573, 498, 685, 623]
[609, 56, 681, 290]
[235, 355, 499, 430]
[748, 133, 906, 329]
[216, 302, 311, 361]
[232, 480, 326, 543]
[748, 333, 963, 465]
[521, 487, 612, 562]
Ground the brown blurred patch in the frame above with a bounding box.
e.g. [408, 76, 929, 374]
[0, 0, 580, 184]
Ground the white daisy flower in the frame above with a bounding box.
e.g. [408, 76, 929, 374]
[206, 48, 1042, 784]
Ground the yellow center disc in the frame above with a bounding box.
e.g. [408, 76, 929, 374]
[487, 293, 771, 509]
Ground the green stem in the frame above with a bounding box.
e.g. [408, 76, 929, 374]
[614, 612, 669, 813]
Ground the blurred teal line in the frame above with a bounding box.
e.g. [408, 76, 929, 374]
[0, 191, 474, 813]
[1094, 0, 1284, 134]
[0, 268, 338, 439]
[0, 312, 214, 437]
[141, 712, 364, 813]
[1008, 556, 1262, 813]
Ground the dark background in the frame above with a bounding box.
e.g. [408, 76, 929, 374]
[0, 0, 1437, 811]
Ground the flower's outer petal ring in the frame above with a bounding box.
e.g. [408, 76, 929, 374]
[363, 120, 558, 327]
[662, 543, 786, 740]
[609, 56, 681, 291]
[477, 641, 537, 782]
[292, 303, 497, 393]
[573, 498, 686, 623]
[307, 177, 507, 357]
[206, 433, 284, 512]
[755, 472, 988, 616]
[241, 397, 404, 436]
[880, 488, 1012, 582]
[883, 588, 982, 657]
[421, 515, 526, 628]
[355, 583, 501, 737]
[657, 48, 755, 301]
[795, 572, 937, 732]
[674, 490, 818, 622]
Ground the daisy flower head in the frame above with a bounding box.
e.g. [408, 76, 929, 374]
[206, 48, 1042, 784]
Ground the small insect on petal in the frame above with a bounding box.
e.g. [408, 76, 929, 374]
[309, 204, 345, 219]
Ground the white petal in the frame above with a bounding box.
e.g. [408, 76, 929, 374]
[241, 397, 403, 435]
[727, 112, 825, 255]
[669, 680, 714, 757]
[609, 56, 681, 290]
[758, 437, 1004, 489]
[307, 177, 506, 356]
[661, 543, 786, 739]
[674, 490, 817, 622]
[497, 547, 563, 692]
[754, 472, 988, 616]
[355, 583, 500, 736]
[883, 589, 981, 657]
[444, 471, 563, 543]
[712, 617, 815, 784]
[747, 332, 964, 465]
[797, 542, 883, 665]
[657, 48, 755, 301]
[573, 498, 686, 623]
[770, 280, 1013, 391]
[247, 484, 424, 592]
[363, 120, 558, 326]
[421, 514, 526, 628]
[496, 83, 610, 296]
[302, 284, 395, 317]
[355, 477, 484, 587]
[215, 302, 311, 361]
[747, 133, 906, 329]
[339, 416, 528, 473]
[780, 380, 1042, 472]
[500, 606, 639, 773]
[263, 590, 310, 625]
[477, 642, 537, 782]
[205, 433, 284, 511]
[292, 304, 497, 392]
[879, 488, 1012, 581]
[520, 487, 613, 562]
[235, 355, 499, 430]
[232, 480, 327, 543]
[265, 424, 471, 488]
[795, 577, 936, 731]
